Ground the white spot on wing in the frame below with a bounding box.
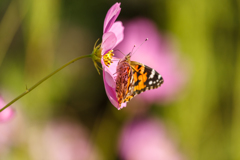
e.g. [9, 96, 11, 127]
[158, 74, 162, 79]
[149, 81, 153, 85]
[149, 69, 155, 79]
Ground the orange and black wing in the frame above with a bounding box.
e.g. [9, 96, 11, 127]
[122, 61, 164, 103]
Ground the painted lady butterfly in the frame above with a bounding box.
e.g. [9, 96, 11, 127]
[115, 52, 164, 106]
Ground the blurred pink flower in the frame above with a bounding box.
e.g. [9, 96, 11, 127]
[0, 110, 25, 157]
[0, 97, 15, 122]
[115, 18, 188, 104]
[100, 3, 126, 109]
[29, 120, 102, 160]
[118, 118, 184, 160]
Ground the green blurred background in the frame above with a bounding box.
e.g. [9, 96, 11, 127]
[0, 0, 239, 159]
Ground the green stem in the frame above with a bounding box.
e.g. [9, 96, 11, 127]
[0, 54, 92, 112]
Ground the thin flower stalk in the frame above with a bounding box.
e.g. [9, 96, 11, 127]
[0, 54, 92, 112]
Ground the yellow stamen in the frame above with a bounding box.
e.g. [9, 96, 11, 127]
[103, 50, 114, 67]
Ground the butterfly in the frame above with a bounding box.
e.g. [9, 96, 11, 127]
[115, 52, 164, 106]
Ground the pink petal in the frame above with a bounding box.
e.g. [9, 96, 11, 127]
[102, 59, 127, 109]
[101, 3, 127, 109]
[102, 57, 121, 74]
[103, 69, 119, 108]
[102, 32, 117, 55]
[103, 64, 117, 88]
[119, 101, 127, 110]
[103, 3, 121, 33]
[109, 21, 124, 46]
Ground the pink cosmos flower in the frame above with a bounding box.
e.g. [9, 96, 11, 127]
[29, 120, 101, 160]
[0, 97, 15, 122]
[100, 3, 126, 109]
[118, 118, 184, 160]
[115, 18, 188, 104]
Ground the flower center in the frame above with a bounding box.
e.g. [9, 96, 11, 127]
[103, 50, 114, 67]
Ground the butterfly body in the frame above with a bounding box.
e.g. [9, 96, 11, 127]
[115, 53, 164, 106]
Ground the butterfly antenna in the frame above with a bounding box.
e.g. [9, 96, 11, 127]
[131, 38, 148, 56]
[114, 44, 136, 57]
[131, 45, 136, 54]
[114, 49, 126, 56]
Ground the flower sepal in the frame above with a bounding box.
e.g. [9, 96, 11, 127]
[91, 39, 103, 74]
[91, 39, 115, 74]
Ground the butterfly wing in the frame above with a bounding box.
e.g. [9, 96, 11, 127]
[122, 61, 164, 103]
[115, 60, 134, 105]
